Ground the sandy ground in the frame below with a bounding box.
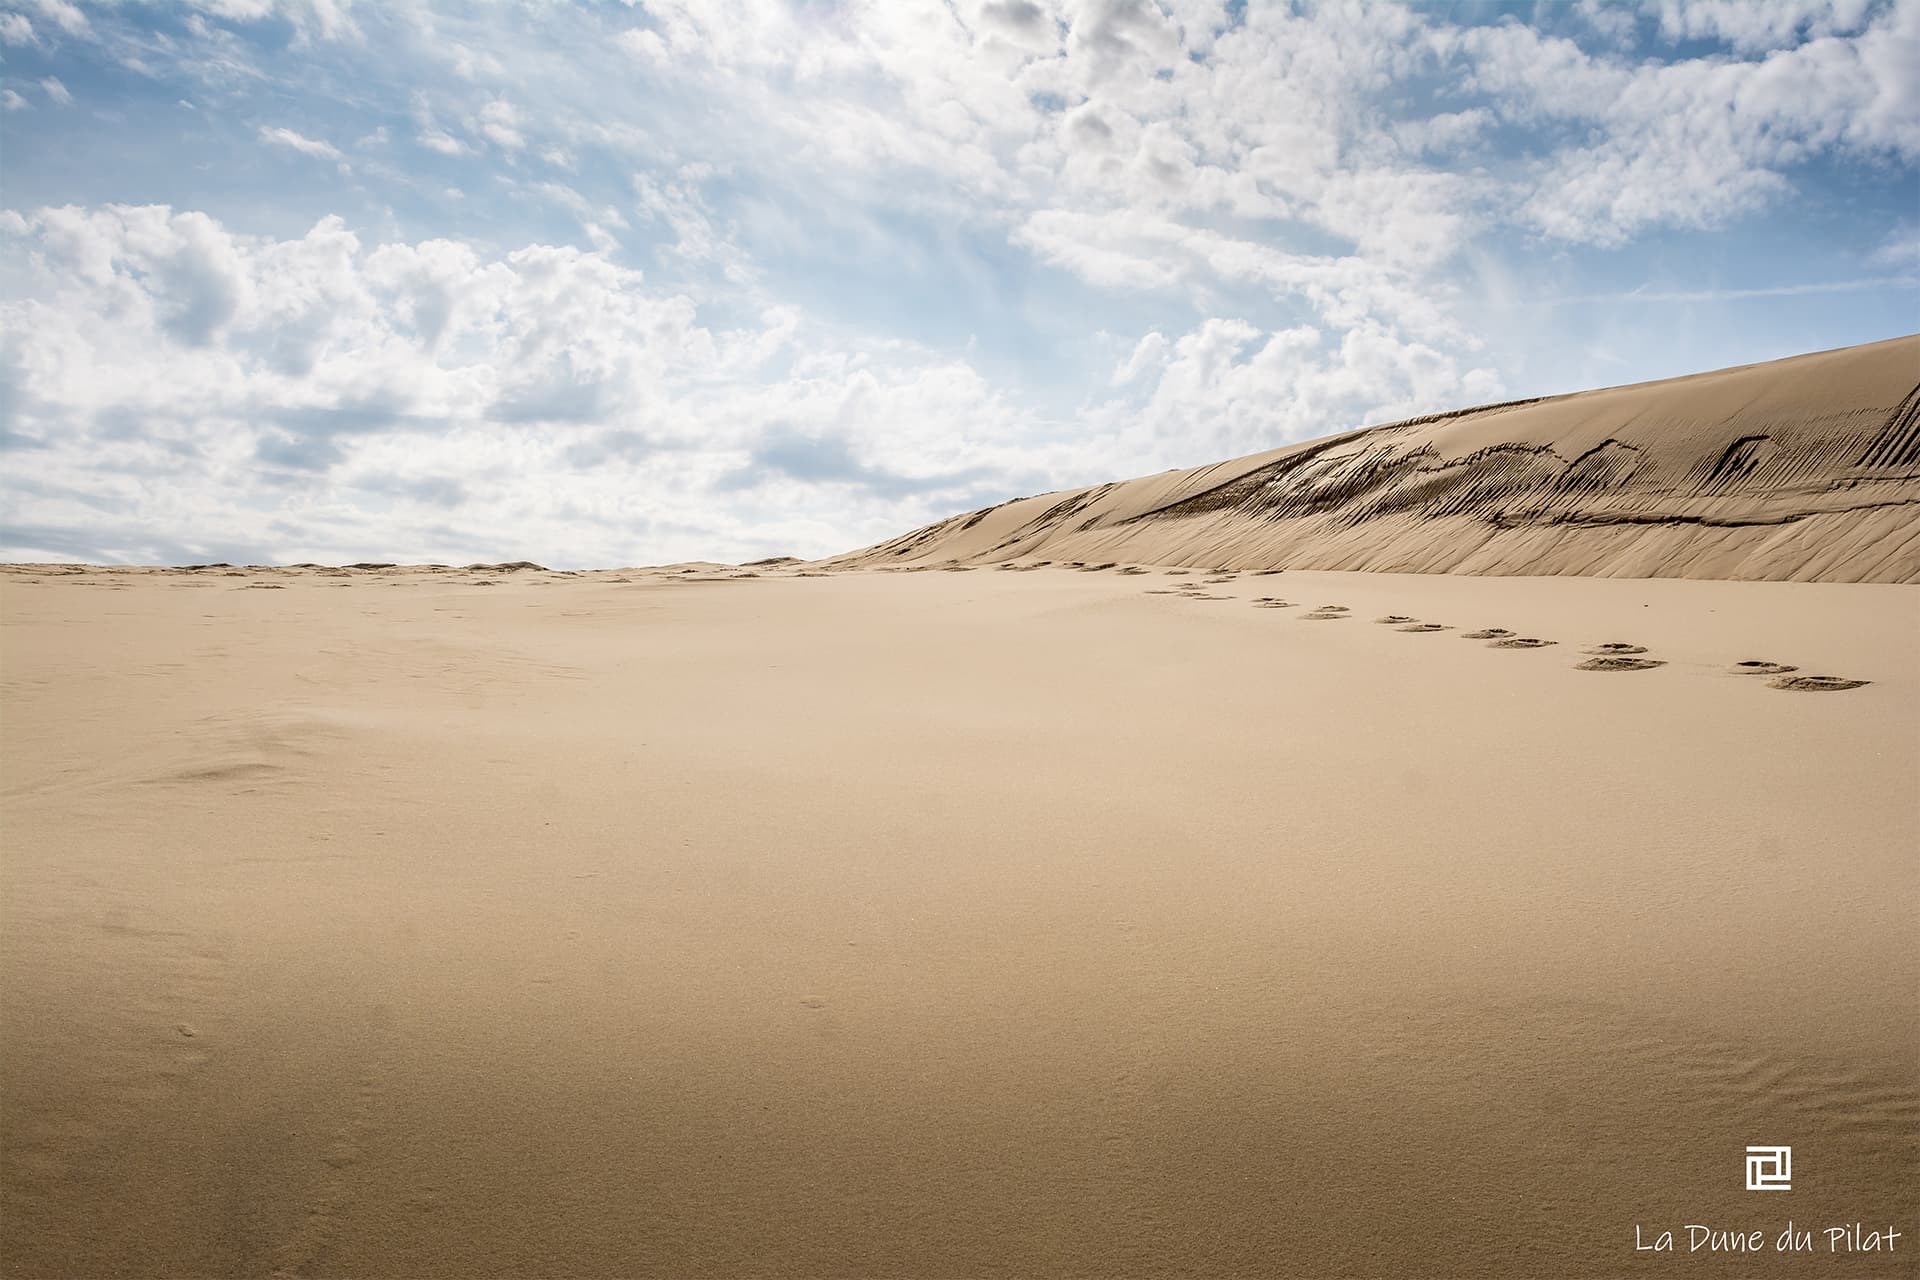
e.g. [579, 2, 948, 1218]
[2, 562, 1915, 1278]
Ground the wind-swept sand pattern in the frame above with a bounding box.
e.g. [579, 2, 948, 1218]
[831, 336, 1920, 583]
[2, 561, 1915, 1278]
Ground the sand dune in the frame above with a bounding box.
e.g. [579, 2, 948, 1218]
[2, 556, 1914, 1278]
[832, 334, 1920, 582]
[1, 340, 1916, 1278]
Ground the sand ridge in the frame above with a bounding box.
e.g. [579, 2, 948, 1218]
[829, 335, 1920, 582]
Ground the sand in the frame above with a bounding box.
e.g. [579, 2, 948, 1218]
[2, 560, 1915, 1278]
[833, 335, 1920, 582]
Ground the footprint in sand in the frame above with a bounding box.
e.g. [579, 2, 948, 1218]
[1396, 623, 1452, 633]
[263, 1005, 399, 1279]
[1490, 637, 1556, 649]
[1300, 610, 1348, 620]
[1375, 615, 1418, 624]
[1768, 675, 1870, 691]
[1201, 576, 1234, 584]
[1314, 605, 1349, 612]
[1251, 598, 1294, 608]
[1586, 643, 1649, 655]
[1732, 660, 1798, 676]
[1576, 656, 1667, 671]
[1463, 628, 1513, 639]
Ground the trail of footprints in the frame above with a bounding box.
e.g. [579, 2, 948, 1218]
[1140, 568, 1872, 692]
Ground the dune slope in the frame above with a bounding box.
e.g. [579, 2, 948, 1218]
[832, 334, 1920, 582]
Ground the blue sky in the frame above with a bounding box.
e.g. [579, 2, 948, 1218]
[1, 0, 1916, 566]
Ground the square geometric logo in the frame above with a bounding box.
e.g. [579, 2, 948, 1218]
[1745, 1146, 1791, 1191]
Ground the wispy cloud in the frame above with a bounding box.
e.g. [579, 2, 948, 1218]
[256, 125, 343, 162]
[1534, 276, 1920, 306]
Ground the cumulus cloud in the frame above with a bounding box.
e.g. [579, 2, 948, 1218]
[0, 207, 1046, 563]
[602, 0, 1916, 262]
[1085, 317, 1500, 469]
[1652, 0, 1878, 53]
[0, 204, 1501, 565]
[1455, 4, 1920, 243]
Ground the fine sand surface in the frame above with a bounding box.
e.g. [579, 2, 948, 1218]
[2, 561, 1915, 1278]
[834, 335, 1920, 582]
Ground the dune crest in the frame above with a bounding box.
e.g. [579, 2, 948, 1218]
[833, 335, 1920, 582]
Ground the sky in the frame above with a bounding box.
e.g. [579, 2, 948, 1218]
[1, 0, 1916, 567]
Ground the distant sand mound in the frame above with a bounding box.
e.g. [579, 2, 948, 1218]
[829, 335, 1920, 582]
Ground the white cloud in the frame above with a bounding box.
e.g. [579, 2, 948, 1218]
[448, 41, 504, 81]
[1, 88, 26, 111]
[417, 129, 467, 156]
[475, 98, 525, 151]
[1064, 0, 1183, 88]
[1572, 0, 1639, 46]
[1455, 3, 1920, 244]
[594, 0, 1917, 261]
[632, 173, 757, 283]
[189, 0, 360, 45]
[1084, 317, 1500, 470]
[0, 204, 1504, 565]
[27, 0, 86, 37]
[1015, 206, 1466, 342]
[614, 27, 667, 64]
[1112, 329, 1168, 385]
[39, 75, 71, 104]
[257, 124, 342, 162]
[0, 206, 1037, 563]
[1652, 0, 1877, 53]
[1869, 220, 1920, 268]
[0, 12, 35, 45]
[188, 0, 276, 19]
